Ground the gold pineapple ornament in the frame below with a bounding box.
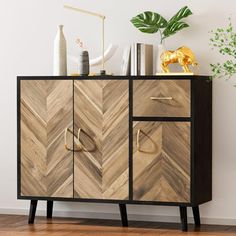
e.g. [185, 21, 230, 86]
[160, 46, 198, 74]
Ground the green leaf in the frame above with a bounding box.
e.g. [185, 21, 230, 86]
[167, 6, 193, 26]
[130, 11, 167, 34]
[163, 21, 189, 38]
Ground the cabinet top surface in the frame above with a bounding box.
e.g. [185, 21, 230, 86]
[17, 75, 210, 81]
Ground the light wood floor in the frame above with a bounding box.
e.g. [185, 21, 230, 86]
[0, 214, 236, 236]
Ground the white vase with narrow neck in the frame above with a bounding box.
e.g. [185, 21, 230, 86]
[156, 44, 166, 73]
[53, 25, 67, 76]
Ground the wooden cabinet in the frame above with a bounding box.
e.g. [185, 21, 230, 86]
[17, 76, 212, 232]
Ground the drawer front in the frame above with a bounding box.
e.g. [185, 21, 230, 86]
[133, 121, 190, 202]
[133, 80, 191, 117]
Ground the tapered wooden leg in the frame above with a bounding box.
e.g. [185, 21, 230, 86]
[192, 206, 201, 226]
[28, 200, 38, 224]
[179, 206, 188, 232]
[47, 201, 53, 219]
[119, 204, 128, 227]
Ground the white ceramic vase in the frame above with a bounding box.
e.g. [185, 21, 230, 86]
[53, 25, 67, 76]
[156, 44, 166, 73]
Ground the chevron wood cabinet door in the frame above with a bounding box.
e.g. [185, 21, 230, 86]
[133, 121, 191, 202]
[20, 80, 73, 198]
[133, 80, 190, 117]
[74, 80, 129, 200]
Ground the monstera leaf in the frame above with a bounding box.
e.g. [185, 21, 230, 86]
[130, 6, 192, 42]
[167, 6, 192, 27]
[163, 21, 189, 38]
[162, 6, 192, 39]
[130, 11, 167, 34]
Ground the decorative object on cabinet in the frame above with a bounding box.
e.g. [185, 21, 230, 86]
[53, 25, 67, 76]
[78, 51, 90, 76]
[76, 38, 90, 76]
[131, 43, 153, 75]
[130, 6, 193, 73]
[130, 6, 193, 43]
[157, 44, 166, 73]
[210, 18, 236, 83]
[160, 46, 198, 73]
[64, 5, 108, 75]
[120, 45, 131, 76]
[17, 75, 212, 232]
[69, 44, 118, 70]
[75, 38, 90, 76]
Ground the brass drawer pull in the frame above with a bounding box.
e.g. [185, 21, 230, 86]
[150, 96, 173, 100]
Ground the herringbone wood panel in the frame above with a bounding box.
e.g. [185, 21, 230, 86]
[133, 80, 190, 117]
[74, 80, 129, 200]
[133, 122, 190, 202]
[20, 80, 73, 197]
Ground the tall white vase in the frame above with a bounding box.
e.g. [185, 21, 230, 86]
[156, 44, 166, 73]
[53, 25, 67, 76]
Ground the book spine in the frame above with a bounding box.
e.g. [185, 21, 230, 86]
[131, 43, 136, 76]
[140, 44, 145, 75]
[137, 43, 141, 76]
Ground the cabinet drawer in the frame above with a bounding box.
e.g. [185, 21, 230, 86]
[133, 80, 191, 117]
[133, 121, 191, 202]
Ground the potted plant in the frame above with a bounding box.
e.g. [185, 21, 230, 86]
[130, 6, 193, 73]
[210, 18, 236, 84]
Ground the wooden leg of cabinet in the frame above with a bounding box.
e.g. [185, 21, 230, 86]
[192, 206, 201, 226]
[119, 204, 128, 227]
[47, 201, 53, 219]
[28, 200, 38, 224]
[179, 206, 188, 232]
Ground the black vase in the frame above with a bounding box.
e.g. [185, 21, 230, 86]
[79, 51, 90, 76]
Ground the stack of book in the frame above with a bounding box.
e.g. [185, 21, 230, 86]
[120, 43, 153, 76]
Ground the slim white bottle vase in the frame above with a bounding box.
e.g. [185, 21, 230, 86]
[53, 25, 67, 76]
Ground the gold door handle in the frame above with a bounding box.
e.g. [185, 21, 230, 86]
[64, 127, 96, 152]
[150, 96, 173, 100]
[64, 128, 74, 151]
[64, 127, 86, 152]
[74, 128, 88, 152]
[136, 129, 159, 154]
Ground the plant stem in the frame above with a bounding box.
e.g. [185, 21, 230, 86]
[159, 30, 163, 44]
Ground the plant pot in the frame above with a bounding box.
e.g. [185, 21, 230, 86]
[156, 44, 166, 73]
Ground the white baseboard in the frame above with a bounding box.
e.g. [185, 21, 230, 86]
[0, 208, 236, 226]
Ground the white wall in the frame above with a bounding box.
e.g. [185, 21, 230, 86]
[1, 0, 236, 224]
